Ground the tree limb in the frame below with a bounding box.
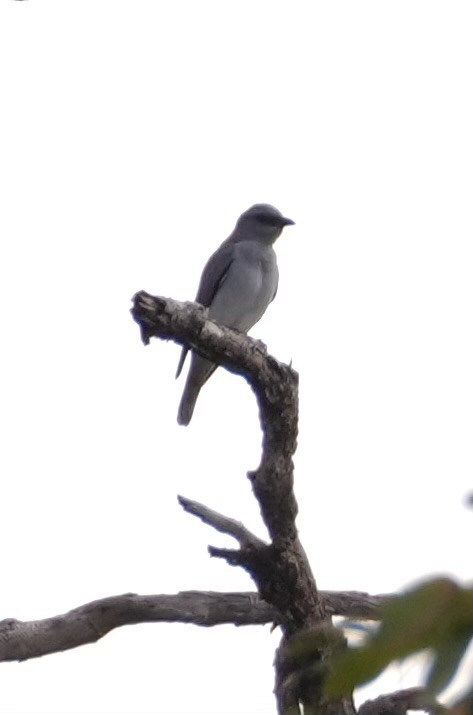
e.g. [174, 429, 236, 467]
[131, 292, 300, 544]
[0, 591, 271, 662]
[178, 494, 266, 549]
[0, 588, 389, 663]
[358, 688, 447, 715]
[178, 494, 389, 623]
[132, 294, 319, 618]
[131, 292, 353, 715]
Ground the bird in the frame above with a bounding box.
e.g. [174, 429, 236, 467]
[176, 203, 295, 426]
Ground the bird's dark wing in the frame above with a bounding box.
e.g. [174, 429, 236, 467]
[175, 238, 236, 379]
[195, 238, 235, 306]
[176, 345, 190, 379]
[268, 262, 279, 304]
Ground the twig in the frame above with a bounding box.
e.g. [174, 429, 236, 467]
[178, 495, 266, 548]
[358, 688, 447, 715]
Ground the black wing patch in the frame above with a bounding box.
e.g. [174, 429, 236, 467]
[176, 239, 235, 379]
[175, 345, 189, 379]
[195, 238, 235, 306]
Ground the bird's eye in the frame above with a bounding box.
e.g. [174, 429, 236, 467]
[257, 214, 278, 226]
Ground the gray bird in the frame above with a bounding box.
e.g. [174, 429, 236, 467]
[176, 203, 295, 425]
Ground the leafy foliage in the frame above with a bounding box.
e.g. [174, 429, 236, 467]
[325, 578, 473, 697]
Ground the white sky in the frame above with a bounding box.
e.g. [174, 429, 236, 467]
[0, 1, 472, 713]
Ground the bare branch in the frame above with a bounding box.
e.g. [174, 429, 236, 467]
[131, 293, 318, 617]
[323, 591, 388, 620]
[178, 495, 266, 548]
[131, 292, 299, 543]
[0, 591, 272, 662]
[0, 589, 390, 663]
[131, 292, 353, 714]
[178, 494, 388, 620]
[358, 688, 447, 715]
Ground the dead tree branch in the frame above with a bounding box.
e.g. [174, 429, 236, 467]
[0, 588, 388, 663]
[358, 688, 446, 715]
[178, 494, 389, 622]
[0, 591, 270, 662]
[178, 495, 266, 549]
[131, 291, 353, 715]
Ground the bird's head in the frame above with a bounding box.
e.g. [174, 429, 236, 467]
[236, 203, 295, 243]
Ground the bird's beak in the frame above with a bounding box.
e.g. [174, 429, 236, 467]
[282, 217, 295, 226]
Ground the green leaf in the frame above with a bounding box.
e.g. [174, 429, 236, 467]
[426, 628, 472, 693]
[325, 579, 473, 698]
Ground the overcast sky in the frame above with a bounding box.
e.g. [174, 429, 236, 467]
[0, 1, 472, 713]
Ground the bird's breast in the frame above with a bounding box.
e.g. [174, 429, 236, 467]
[209, 242, 278, 332]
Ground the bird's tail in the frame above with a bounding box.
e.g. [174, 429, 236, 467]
[177, 354, 217, 426]
[177, 380, 200, 426]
